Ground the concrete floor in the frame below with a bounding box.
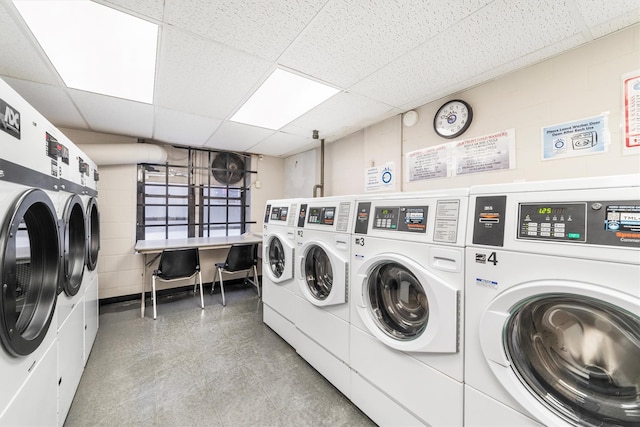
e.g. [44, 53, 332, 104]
[64, 284, 375, 426]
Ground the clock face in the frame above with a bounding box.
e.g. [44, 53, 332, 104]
[433, 100, 472, 139]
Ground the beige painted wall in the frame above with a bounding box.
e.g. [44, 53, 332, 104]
[284, 149, 317, 198]
[325, 131, 365, 196]
[318, 24, 640, 197]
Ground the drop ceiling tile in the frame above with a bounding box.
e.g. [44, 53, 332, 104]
[153, 107, 222, 146]
[575, 0, 640, 38]
[69, 90, 154, 137]
[2, 77, 87, 128]
[280, 0, 492, 88]
[164, 0, 327, 60]
[155, 26, 272, 119]
[101, 0, 165, 21]
[204, 121, 275, 152]
[248, 131, 315, 157]
[282, 91, 401, 141]
[400, 31, 588, 111]
[0, 2, 62, 85]
[350, 0, 585, 108]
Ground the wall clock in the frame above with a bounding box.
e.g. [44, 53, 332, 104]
[433, 99, 473, 139]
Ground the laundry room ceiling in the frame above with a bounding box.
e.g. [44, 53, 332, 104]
[0, 0, 638, 157]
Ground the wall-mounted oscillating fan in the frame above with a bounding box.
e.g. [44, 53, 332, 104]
[211, 152, 245, 185]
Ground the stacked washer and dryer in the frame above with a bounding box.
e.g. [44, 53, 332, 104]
[350, 190, 469, 426]
[464, 174, 640, 426]
[0, 77, 100, 425]
[262, 198, 302, 349]
[293, 195, 355, 398]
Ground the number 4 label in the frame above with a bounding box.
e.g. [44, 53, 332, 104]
[487, 251, 498, 265]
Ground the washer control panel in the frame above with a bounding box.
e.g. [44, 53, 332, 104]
[307, 206, 335, 226]
[517, 200, 640, 247]
[269, 206, 289, 223]
[372, 206, 428, 233]
[518, 203, 586, 242]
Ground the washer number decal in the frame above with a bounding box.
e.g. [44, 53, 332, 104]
[475, 251, 498, 265]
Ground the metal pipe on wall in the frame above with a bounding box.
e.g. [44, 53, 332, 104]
[312, 138, 324, 197]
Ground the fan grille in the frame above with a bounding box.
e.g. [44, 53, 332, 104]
[211, 153, 245, 185]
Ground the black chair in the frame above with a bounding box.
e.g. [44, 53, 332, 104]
[151, 247, 204, 319]
[212, 243, 260, 306]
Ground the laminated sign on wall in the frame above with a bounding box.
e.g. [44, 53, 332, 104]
[541, 114, 609, 160]
[365, 162, 396, 192]
[623, 70, 640, 155]
[406, 129, 516, 182]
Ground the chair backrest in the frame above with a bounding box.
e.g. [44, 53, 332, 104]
[224, 244, 258, 272]
[157, 247, 200, 280]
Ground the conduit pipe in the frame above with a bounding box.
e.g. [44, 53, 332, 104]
[78, 143, 167, 166]
[312, 138, 325, 197]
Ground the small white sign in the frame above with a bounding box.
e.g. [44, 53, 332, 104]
[365, 162, 396, 192]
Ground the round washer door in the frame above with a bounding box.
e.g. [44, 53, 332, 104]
[298, 241, 347, 307]
[263, 233, 294, 283]
[61, 194, 85, 296]
[355, 253, 458, 353]
[479, 280, 640, 427]
[0, 189, 59, 357]
[86, 197, 100, 271]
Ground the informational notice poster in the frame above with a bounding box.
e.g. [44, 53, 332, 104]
[406, 144, 449, 181]
[364, 162, 396, 192]
[452, 129, 516, 175]
[406, 129, 516, 181]
[542, 114, 608, 160]
[623, 70, 640, 155]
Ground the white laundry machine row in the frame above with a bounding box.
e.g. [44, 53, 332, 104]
[349, 189, 469, 426]
[293, 195, 355, 398]
[464, 174, 640, 427]
[262, 198, 302, 349]
[0, 77, 60, 425]
[0, 77, 100, 425]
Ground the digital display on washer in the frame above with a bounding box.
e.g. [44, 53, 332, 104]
[373, 206, 427, 233]
[518, 203, 586, 242]
[604, 204, 640, 233]
[307, 207, 335, 225]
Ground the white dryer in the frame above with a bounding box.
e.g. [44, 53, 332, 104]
[56, 138, 89, 425]
[77, 147, 99, 365]
[294, 195, 354, 398]
[262, 198, 302, 349]
[0, 77, 59, 425]
[464, 174, 640, 427]
[349, 189, 468, 426]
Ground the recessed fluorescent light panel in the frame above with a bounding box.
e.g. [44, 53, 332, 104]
[13, 0, 158, 103]
[231, 69, 340, 130]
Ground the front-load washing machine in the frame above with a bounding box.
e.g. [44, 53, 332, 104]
[350, 189, 468, 426]
[57, 138, 89, 425]
[464, 174, 640, 427]
[77, 147, 99, 366]
[294, 195, 355, 397]
[0, 77, 59, 425]
[262, 198, 302, 349]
